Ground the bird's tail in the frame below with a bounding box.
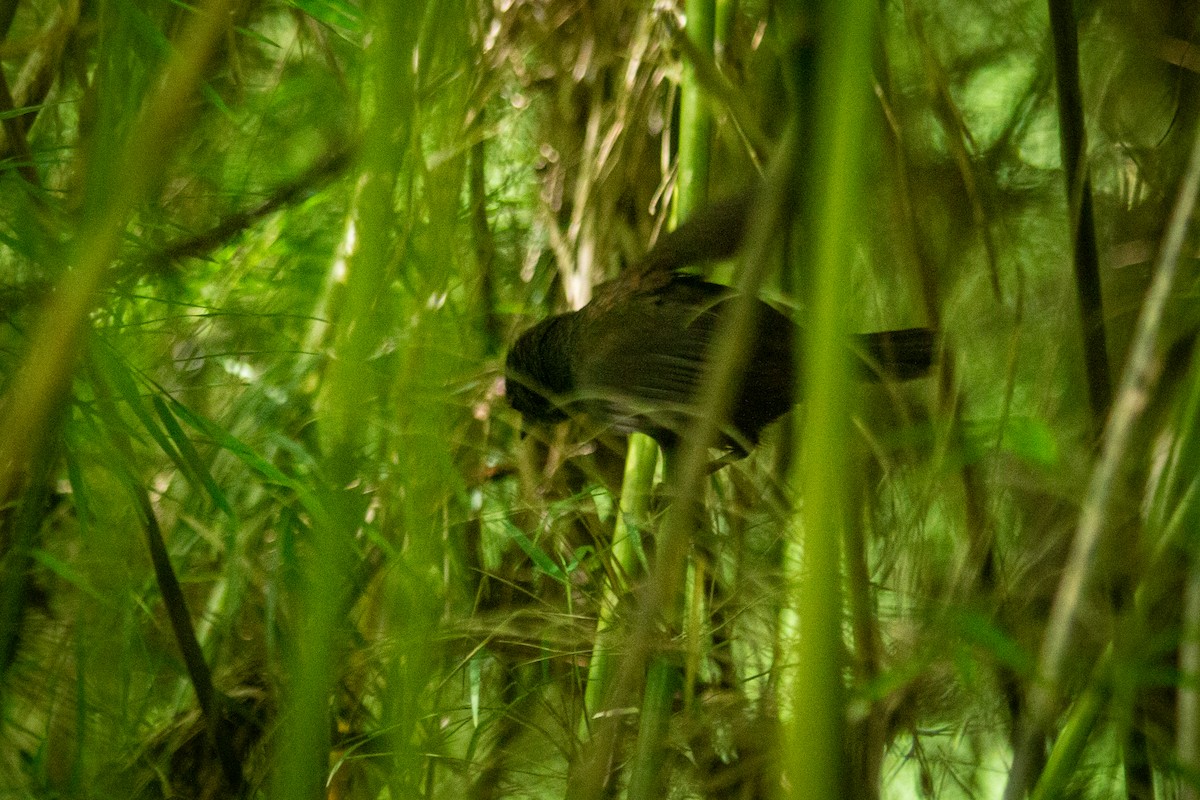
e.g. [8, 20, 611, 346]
[854, 327, 937, 381]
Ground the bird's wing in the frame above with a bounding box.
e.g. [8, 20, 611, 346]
[572, 280, 731, 434]
[628, 194, 751, 282]
[589, 195, 753, 311]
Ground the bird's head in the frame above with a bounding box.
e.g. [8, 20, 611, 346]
[504, 314, 578, 426]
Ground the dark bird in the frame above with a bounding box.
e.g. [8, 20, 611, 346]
[505, 194, 935, 452]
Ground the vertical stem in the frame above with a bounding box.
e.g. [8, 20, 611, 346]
[1047, 0, 1110, 425]
[1181, 557, 1200, 800]
[844, 493, 883, 798]
[678, 0, 716, 217]
[623, 4, 717, 789]
[781, 0, 874, 797]
[625, 446, 680, 800]
[580, 432, 657, 739]
[677, 0, 716, 720]
[277, 2, 427, 798]
[626, 657, 681, 800]
[469, 117, 501, 355]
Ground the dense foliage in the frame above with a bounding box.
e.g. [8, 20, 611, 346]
[0, 0, 1198, 798]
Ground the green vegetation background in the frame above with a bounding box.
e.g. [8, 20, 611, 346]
[0, 0, 1197, 798]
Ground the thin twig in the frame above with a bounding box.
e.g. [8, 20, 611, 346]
[0, 64, 39, 186]
[468, 120, 501, 354]
[150, 144, 355, 267]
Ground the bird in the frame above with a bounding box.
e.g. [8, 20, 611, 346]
[505, 193, 936, 453]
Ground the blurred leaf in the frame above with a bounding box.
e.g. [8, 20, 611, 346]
[963, 416, 1060, 468]
[165, 393, 328, 526]
[952, 608, 1037, 676]
[288, 0, 365, 34]
[150, 394, 235, 519]
[92, 345, 233, 517]
[93, 346, 198, 476]
[504, 518, 566, 582]
[29, 549, 106, 602]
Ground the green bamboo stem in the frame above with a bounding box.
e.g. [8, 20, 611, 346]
[612, 1, 718, 790]
[580, 432, 658, 739]
[675, 0, 718, 721]
[781, 0, 875, 797]
[626, 657, 681, 800]
[678, 0, 717, 217]
[277, 2, 427, 798]
[624, 446, 687, 800]
[1028, 646, 1110, 800]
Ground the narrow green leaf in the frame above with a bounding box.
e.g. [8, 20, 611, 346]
[93, 345, 192, 477]
[29, 549, 105, 602]
[166, 396, 295, 488]
[151, 394, 235, 519]
[288, 0, 365, 33]
[165, 395, 328, 526]
[504, 519, 566, 582]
